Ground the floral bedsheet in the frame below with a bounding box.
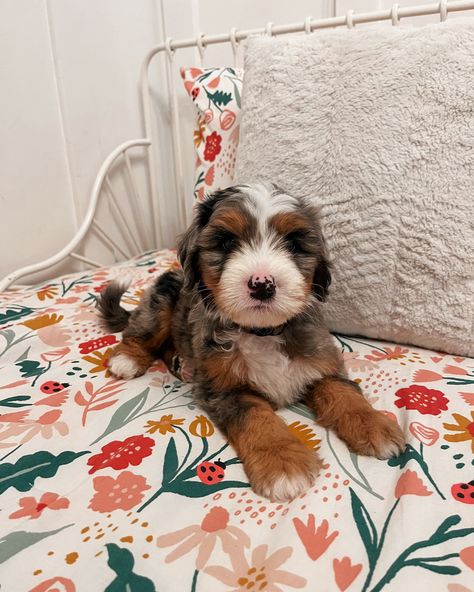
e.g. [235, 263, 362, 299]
[0, 249, 473, 592]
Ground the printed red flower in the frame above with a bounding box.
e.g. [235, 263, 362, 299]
[87, 434, 155, 474]
[394, 385, 448, 415]
[10, 492, 69, 519]
[203, 131, 222, 162]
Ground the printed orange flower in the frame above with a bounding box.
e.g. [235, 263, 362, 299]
[203, 131, 222, 162]
[0, 409, 68, 445]
[36, 285, 59, 301]
[145, 415, 185, 435]
[29, 576, 76, 592]
[333, 557, 362, 591]
[157, 506, 250, 569]
[89, 471, 150, 512]
[9, 492, 69, 519]
[82, 347, 115, 375]
[395, 469, 432, 498]
[87, 434, 155, 474]
[443, 364, 468, 376]
[409, 421, 439, 446]
[459, 546, 474, 570]
[22, 313, 63, 331]
[293, 515, 338, 561]
[365, 345, 408, 362]
[193, 118, 206, 147]
[395, 384, 448, 415]
[287, 421, 321, 451]
[443, 412, 474, 452]
[189, 415, 215, 438]
[412, 369, 443, 382]
[205, 543, 306, 590]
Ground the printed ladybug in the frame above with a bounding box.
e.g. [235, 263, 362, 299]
[196, 460, 226, 485]
[191, 87, 200, 101]
[40, 381, 69, 394]
[451, 480, 474, 504]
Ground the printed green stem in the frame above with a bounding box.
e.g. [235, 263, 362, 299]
[191, 569, 199, 592]
[361, 498, 400, 592]
[137, 486, 165, 513]
[0, 444, 22, 463]
[327, 430, 384, 500]
[175, 425, 193, 474]
[342, 336, 387, 353]
[0, 330, 34, 358]
[31, 361, 52, 387]
[333, 334, 353, 352]
[409, 446, 445, 500]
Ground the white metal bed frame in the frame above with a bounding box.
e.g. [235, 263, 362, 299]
[1, 0, 474, 292]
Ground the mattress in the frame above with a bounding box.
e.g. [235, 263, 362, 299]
[0, 249, 473, 592]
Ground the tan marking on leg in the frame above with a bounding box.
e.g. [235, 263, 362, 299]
[227, 393, 322, 501]
[306, 378, 406, 459]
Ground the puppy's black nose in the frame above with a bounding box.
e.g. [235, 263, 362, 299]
[248, 274, 276, 301]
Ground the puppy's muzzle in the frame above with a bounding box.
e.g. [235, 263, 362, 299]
[248, 273, 276, 301]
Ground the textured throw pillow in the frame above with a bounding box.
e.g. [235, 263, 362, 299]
[181, 67, 243, 201]
[236, 20, 474, 356]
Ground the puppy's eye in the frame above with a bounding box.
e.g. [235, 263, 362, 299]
[217, 234, 236, 253]
[285, 232, 306, 253]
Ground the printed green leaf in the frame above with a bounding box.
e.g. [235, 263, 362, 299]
[0, 450, 89, 494]
[387, 444, 417, 469]
[415, 562, 460, 575]
[167, 479, 248, 498]
[0, 307, 35, 326]
[105, 543, 156, 592]
[205, 88, 232, 107]
[15, 346, 31, 363]
[229, 78, 241, 108]
[0, 395, 31, 408]
[349, 487, 378, 568]
[0, 524, 73, 564]
[162, 437, 178, 484]
[15, 360, 46, 379]
[91, 388, 150, 445]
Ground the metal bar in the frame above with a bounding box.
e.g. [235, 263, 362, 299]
[123, 151, 149, 251]
[105, 175, 142, 254]
[92, 220, 130, 261]
[0, 138, 150, 291]
[69, 252, 104, 268]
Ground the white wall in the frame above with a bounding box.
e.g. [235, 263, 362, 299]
[1, 0, 470, 284]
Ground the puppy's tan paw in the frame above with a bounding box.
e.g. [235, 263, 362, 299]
[108, 353, 146, 380]
[246, 441, 322, 502]
[338, 410, 406, 459]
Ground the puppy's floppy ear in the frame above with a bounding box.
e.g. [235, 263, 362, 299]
[177, 218, 200, 291]
[312, 254, 331, 302]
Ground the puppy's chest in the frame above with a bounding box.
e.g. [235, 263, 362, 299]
[235, 333, 321, 406]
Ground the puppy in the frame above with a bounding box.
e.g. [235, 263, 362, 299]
[97, 183, 405, 501]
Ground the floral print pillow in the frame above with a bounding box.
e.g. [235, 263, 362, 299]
[181, 67, 243, 201]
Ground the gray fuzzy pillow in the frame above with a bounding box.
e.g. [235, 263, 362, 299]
[236, 20, 474, 356]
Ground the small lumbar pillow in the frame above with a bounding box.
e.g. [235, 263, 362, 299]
[181, 67, 243, 200]
[236, 20, 474, 356]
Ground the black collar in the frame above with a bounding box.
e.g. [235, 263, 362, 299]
[237, 323, 287, 337]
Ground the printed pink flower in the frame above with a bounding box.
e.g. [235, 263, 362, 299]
[365, 346, 408, 362]
[40, 347, 71, 362]
[443, 364, 468, 376]
[412, 369, 443, 382]
[204, 131, 222, 162]
[395, 470, 432, 498]
[459, 546, 474, 570]
[206, 543, 306, 590]
[87, 434, 155, 474]
[409, 422, 439, 446]
[72, 285, 90, 293]
[89, 471, 150, 512]
[293, 514, 338, 561]
[343, 352, 377, 372]
[208, 76, 221, 89]
[29, 577, 76, 592]
[333, 557, 362, 591]
[203, 108, 214, 124]
[0, 410, 30, 423]
[220, 109, 236, 131]
[204, 165, 215, 186]
[0, 409, 68, 445]
[395, 385, 448, 415]
[37, 324, 72, 347]
[56, 297, 80, 304]
[157, 506, 250, 569]
[10, 492, 69, 519]
[35, 390, 69, 407]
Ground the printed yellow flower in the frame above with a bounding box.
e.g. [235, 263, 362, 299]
[193, 118, 206, 147]
[82, 348, 114, 376]
[36, 285, 59, 301]
[288, 421, 321, 451]
[189, 415, 215, 438]
[145, 415, 185, 435]
[22, 313, 63, 331]
[443, 412, 474, 452]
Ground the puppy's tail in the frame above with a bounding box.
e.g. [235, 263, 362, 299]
[96, 277, 132, 333]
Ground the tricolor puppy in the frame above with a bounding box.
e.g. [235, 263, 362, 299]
[98, 183, 405, 501]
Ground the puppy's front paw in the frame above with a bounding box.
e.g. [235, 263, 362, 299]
[245, 440, 322, 502]
[108, 353, 146, 380]
[339, 410, 406, 459]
